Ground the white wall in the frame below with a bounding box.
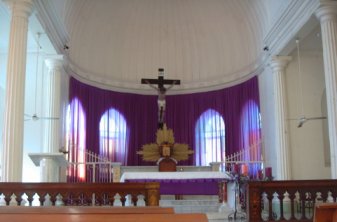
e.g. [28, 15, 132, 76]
[0, 53, 7, 180]
[0, 85, 4, 179]
[0, 32, 47, 182]
[0, 54, 6, 89]
[284, 34, 330, 179]
[0, 7, 66, 181]
[258, 26, 330, 180]
[22, 50, 46, 182]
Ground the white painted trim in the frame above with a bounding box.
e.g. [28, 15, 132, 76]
[64, 54, 266, 95]
[33, 0, 69, 54]
[264, 0, 320, 56]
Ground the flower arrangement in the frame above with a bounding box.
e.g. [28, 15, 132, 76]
[137, 124, 194, 162]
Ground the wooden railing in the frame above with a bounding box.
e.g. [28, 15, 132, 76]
[0, 182, 160, 207]
[246, 180, 337, 222]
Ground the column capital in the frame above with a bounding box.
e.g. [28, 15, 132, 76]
[45, 55, 64, 70]
[270, 56, 292, 72]
[4, 0, 33, 18]
[315, 1, 337, 23]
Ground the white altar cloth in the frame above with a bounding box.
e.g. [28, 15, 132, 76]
[120, 171, 230, 182]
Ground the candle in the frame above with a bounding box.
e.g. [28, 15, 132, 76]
[241, 164, 248, 176]
[222, 181, 227, 203]
[258, 169, 263, 180]
[265, 167, 272, 178]
[232, 163, 239, 174]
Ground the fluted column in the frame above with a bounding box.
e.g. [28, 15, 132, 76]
[270, 56, 292, 180]
[316, 1, 337, 179]
[42, 56, 63, 182]
[44, 56, 63, 153]
[2, 0, 33, 182]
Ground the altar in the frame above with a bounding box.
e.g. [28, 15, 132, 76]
[120, 171, 230, 196]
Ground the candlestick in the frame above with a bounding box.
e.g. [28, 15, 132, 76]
[232, 163, 239, 174]
[265, 167, 272, 178]
[258, 169, 263, 180]
[241, 164, 248, 176]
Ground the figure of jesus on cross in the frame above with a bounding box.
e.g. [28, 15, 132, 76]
[141, 68, 180, 129]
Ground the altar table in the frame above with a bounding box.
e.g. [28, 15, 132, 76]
[120, 171, 230, 195]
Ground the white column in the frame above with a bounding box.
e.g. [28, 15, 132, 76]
[44, 56, 63, 153]
[270, 56, 292, 180]
[316, 2, 337, 179]
[2, 0, 33, 182]
[42, 56, 64, 182]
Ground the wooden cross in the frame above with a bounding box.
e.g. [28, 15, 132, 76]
[141, 68, 180, 91]
[141, 68, 180, 129]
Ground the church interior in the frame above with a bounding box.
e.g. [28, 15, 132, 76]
[0, 0, 336, 221]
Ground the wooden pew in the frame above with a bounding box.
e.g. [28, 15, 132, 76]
[314, 203, 337, 222]
[0, 206, 208, 222]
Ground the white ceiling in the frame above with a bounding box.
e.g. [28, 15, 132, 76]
[2, 0, 307, 94]
[48, 0, 273, 94]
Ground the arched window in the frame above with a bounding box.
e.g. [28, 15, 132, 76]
[240, 100, 262, 175]
[195, 109, 225, 166]
[66, 98, 86, 181]
[99, 108, 128, 164]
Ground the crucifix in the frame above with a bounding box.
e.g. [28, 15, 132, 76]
[141, 68, 180, 129]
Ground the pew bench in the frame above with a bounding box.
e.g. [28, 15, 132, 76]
[314, 203, 337, 222]
[0, 206, 208, 222]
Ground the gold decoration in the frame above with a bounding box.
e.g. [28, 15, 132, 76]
[137, 124, 193, 162]
[137, 143, 160, 162]
[156, 124, 175, 144]
[172, 144, 194, 161]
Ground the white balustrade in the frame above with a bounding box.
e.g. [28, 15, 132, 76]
[68, 150, 121, 182]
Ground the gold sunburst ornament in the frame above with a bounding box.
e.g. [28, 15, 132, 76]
[137, 124, 193, 162]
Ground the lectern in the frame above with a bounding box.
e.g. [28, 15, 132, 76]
[29, 153, 68, 182]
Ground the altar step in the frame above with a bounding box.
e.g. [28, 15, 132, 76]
[159, 197, 245, 222]
[159, 199, 221, 213]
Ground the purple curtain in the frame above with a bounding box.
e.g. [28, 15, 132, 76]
[69, 76, 260, 166]
[66, 98, 86, 181]
[239, 100, 262, 177]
